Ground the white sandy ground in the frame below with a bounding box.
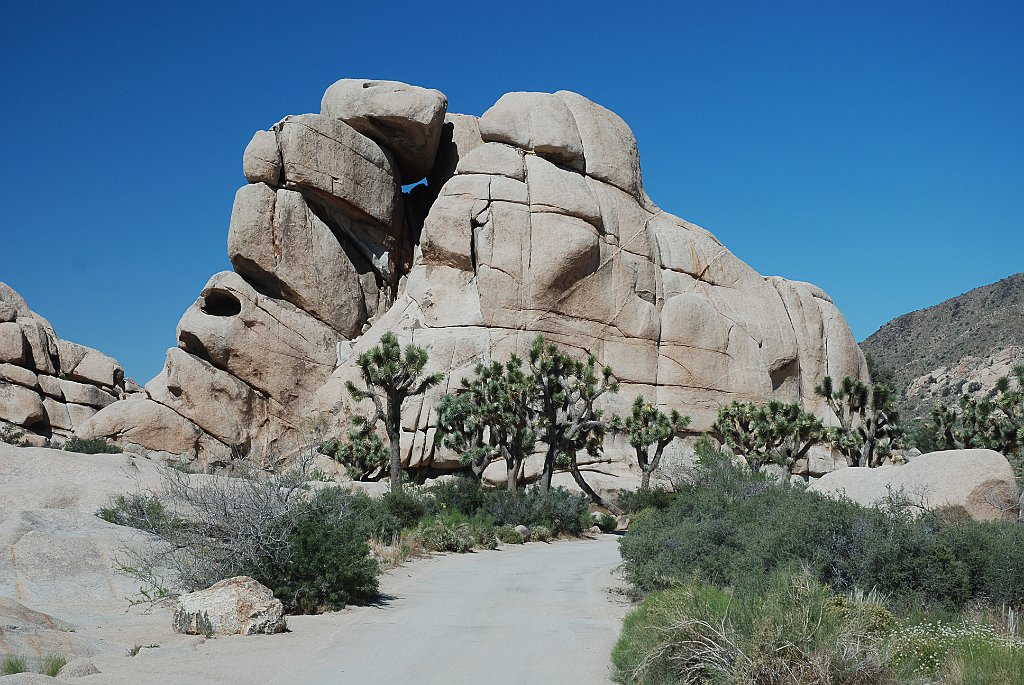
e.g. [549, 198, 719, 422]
[73, 535, 628, 685]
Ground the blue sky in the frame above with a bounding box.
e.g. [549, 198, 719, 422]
[1, 1, 1021, 383]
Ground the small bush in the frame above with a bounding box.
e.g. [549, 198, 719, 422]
[262, 489, 379, 613]
[381, 489, 429, 529]
[594, 512, 617, 532]
[426, 476, 486, 516]
[40, 653, 67, 677]
[408, 515, 475, 553]
[616, 487, 675, 514]
[1, 655, 28, 675]
[531, 525, 553, 542]
[97, 492, 177, 531]
[0, 422, 28, 446]
[63, 436, 122, 454]
[495, 524, 524, 544]
[483, 486, 590, 536]
[346, 490, 402, 540]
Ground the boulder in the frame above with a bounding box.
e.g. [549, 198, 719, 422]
[479, 92, 584, 170]
[427, 113, 483, 192]
[58, 659, 101, 678]
[16, 318, 58, 374]
[172, 576, 286, 636]
[36, 374, 62, 399]
[145, 347, 280, 452]
[0, 363, 38, 390]
[0, 322, 25, 364]
[242, 129, 282, 186]
[175, 271, 339, 407]
[65, 403, 98, 430]
[56, 340, 123, 388]
[228, 183, 369, 336]
[808, 449, 1020, 521]
[41, 397, 71, 431]
[78, 398, 210, 457]
[0, 382, 45, 427]
[555, 90, 644, 199]
[321, 78, 448, 183]
[0, 282, 31, 319]
[57, 379, 116, 409]
[275, 114, 398, 226]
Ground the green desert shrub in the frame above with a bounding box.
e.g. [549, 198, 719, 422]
[618, 447, 1024, 610]
[408, 514, 477, 553]
[1, 655, 28, 675]
[0, 422, 28, 446]
[381, 488, 429, 529]
[483, 486, 590, 536]
[616, 486, 675, 514]
[612, 569, 892, 685]
[426, 476, 486, 516]
[97, 492, 178, 530]
[531, 525, 553, 542]
[495, 524, 525, 544]
[40, 653, 67, 677]
[345, 490, 402, 540]
[260, 488, 379, 613]
[594, 512, 618, 532]
[63, 436, 122, 454]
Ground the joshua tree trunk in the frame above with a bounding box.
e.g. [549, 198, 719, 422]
[386, 394, 403, 493]
[569, 461, 621, 515]
[539, 443, 556, 493]
[640, 467, 653, 491]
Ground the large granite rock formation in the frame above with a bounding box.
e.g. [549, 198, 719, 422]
[0, 282, 134, 445]
[75, 80, 868, 471]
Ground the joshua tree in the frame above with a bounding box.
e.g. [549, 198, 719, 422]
[346, 332, 443, 493]
[435, 356, 536, 490]
[612, 396, 691, 490]
[528, 336, 620, 512]
[712, 400, 828, 472]
[933, 364, 1024, 463]
[326, 423, 389, 481]
[815, 376, 902, 468]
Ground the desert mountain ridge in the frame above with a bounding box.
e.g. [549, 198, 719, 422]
[860, 272, 1024, 419]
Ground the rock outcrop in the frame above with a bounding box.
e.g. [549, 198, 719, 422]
[808, 449, 1020, 521]
[0, 282, 130, 445]
[72, 79, 868, 473]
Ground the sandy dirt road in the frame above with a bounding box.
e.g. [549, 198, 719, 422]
[84, 535, 628, 685]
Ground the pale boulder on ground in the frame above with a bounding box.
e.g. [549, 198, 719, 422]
[808, 449, 1020, 521]
[173, 576, 286, 636]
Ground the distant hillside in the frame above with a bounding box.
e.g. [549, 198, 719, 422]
[860, 273, 1024, 419]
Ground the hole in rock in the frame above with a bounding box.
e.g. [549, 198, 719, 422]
[201, 290, 242, 317]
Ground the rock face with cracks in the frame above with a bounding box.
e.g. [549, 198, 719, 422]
[72, 79, 867, 476]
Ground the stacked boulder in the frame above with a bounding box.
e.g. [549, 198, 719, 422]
[0, 282, 132, 445]
[78, 79, 868, 474]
